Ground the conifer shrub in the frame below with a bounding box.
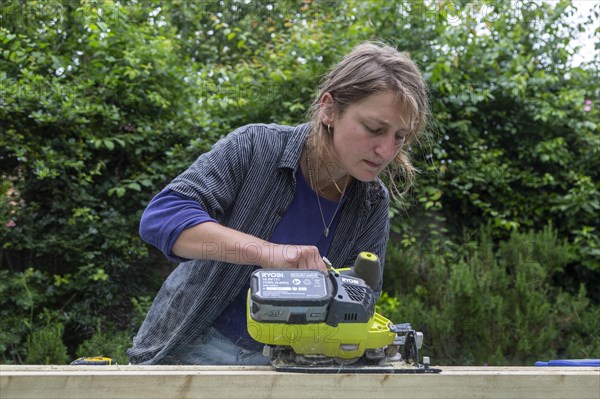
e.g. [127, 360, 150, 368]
[379, 225, 600, 365]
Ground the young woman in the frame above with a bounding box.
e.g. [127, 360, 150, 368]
[127, 41, 429, 365]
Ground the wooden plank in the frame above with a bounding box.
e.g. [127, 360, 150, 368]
[1, 365, 598, 399]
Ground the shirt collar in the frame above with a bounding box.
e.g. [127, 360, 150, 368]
[278, 123, 311, 170]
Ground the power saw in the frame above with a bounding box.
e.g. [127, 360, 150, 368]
[246, 252, 441, 373]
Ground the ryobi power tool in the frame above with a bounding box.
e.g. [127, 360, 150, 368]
[246, 252, 441, 373]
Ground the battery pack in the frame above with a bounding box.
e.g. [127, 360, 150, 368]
[250, 270, 333, 323]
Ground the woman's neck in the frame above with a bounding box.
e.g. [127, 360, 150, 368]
[301, 148, 351, 201]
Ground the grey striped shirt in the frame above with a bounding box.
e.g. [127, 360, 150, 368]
[127, 123, 390, 364]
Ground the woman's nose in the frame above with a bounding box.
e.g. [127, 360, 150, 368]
[374, 133, 398, 161]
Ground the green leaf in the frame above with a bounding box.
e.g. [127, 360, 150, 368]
[127, 182, 141, 191]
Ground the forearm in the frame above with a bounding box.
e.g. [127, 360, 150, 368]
[172, 222, 269, 267]
[172, 222, 327, 271]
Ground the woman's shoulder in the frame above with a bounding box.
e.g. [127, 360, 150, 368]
[227, 123, 309, 161]
[231, 123, 303, 138]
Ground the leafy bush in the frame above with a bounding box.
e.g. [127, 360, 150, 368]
[379, 225, 600, 365]
[75, 326, 132, 365]
[26, 322, 69, 365]
[1, 0, 598, 365]
[0, 268, 53, 364]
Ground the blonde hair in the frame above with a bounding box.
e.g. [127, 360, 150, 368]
[306, 41, 430, 200]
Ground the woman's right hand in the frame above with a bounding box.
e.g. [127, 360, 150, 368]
[260, 243, 328, 272]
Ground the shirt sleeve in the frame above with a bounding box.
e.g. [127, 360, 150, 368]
[166, 127, 248, 220]
[139, 189, 217, 263]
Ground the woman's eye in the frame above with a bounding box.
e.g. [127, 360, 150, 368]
[366, 125, 382, 134]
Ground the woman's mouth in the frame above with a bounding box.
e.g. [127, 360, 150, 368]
[364, 160, 382, 169]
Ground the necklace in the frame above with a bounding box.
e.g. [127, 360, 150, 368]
[324, 165, 345, 195]
[306, 150, 350, 238]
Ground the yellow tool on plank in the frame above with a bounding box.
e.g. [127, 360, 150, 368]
[247, 252, 441, 374]
[70, 356, 115, 365]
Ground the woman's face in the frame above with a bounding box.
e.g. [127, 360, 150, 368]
[326, 91, 410, 182]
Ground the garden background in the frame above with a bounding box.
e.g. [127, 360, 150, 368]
[1, 0, 598, 365]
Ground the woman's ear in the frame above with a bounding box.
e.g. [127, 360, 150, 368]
[319, 92, 335, 126]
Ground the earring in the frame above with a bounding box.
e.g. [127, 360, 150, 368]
[327, 124, 333, 134]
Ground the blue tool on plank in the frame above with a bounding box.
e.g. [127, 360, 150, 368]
[535, 359, 600, 367]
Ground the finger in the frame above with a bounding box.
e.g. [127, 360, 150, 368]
[299, 249, 311, 269]
[316, 254, 328, 272]
[316, 257, 328, 273]
[305, 247, 326, 272]
[282, 245, 299, 269]
[305, 249, 321, 271]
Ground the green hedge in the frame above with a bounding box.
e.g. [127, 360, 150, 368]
[1, 0, 598, 364]
[379, 225, 600, 365]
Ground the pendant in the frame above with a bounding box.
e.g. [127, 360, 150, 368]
[324, 227, 329, 237]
